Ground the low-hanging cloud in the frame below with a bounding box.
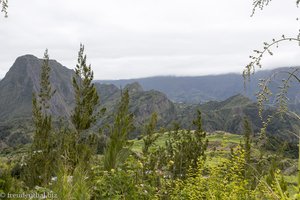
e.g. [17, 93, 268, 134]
[0, 0, 299, 79]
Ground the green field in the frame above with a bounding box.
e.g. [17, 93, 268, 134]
[132, 130, 243, 153]
[132, 130, 298, 194]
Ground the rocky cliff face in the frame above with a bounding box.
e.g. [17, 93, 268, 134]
[95, 82, 176, 134]
[0, 55, 74, 121]
[0, 55, 179, 144]
[0, 55, 176, 127]
[0, 55, 299, 147]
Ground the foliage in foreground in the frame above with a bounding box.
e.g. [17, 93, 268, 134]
[0, 44, 299, 199]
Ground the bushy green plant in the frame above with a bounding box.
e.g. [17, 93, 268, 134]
[156, 110, 208, 179]
[93, 155, 157, 200]
[52, 161, 91, 200]
[0, 162, 23, 195]
[171, 146, 282, 200]
[142, 112, 158, 155]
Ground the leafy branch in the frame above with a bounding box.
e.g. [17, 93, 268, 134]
[243, 35, 300, 124]
[252, 0, 300, 16]
[254, 68, 300, 142]
[276, 69, 300, 112]
[252, 0, 272, 16]
[243, 34, 300, 145]
[255, 68, 300, 114]
[0, 0, 8, 17]
[243, 35, 300, 82]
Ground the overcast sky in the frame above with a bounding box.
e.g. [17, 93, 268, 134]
[0, 0, 300, 79]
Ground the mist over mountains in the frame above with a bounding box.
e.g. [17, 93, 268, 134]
[0, 55, 299, 148]
[98, 67, 300, 105]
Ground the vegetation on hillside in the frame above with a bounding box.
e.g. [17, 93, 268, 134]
[0, 44, 298, 199]
[0, 1, 299, 199]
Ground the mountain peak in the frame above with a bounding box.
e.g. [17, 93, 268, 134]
[13, 54, 40, 66]
[17, 54, 39, 59]
[124, 82, 143, 94]
[220, 94, 252, 109]
[14, 54, 63, 68]
[7, 54, 41, 75]
[0, 55, 75, 121]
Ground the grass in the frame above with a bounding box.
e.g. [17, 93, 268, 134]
[131, 130, 243, 168]
[131, 139, 143, 153]
[0, 144, 30, 164]
[131, 130, 243, 153]
[285, 175, 297, 184]
[131, 131, 296, 179]
[284, 175, 298, 196]
[207, 131, 243, 143]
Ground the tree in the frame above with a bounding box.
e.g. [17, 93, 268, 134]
[31, 49, 55, 153]
[161, 110, 208, 179]
[71, 44, 99, 133]
[192, 109, 208, 167]
[242, 117, 260, 190]
[243, 117, 252, 166]
[70, 44, 100, 167]
[103, 90, 134, 170]
[142, 112, 158, 155]
[25, 49, 56, 187]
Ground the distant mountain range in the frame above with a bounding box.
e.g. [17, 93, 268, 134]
[97, 68, 300, 106]
[0, 55, 299, 148]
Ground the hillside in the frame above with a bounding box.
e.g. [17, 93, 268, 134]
[0, 55, 299, 148]
[98, 67, 300, 107]
[95, 82, 176, 137]
[0, 55, 178, 145]
[174, 94, 300, 143]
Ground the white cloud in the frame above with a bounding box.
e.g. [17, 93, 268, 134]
[0, 0, 299, 79]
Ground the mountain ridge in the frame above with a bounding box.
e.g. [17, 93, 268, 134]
[0, 55, 299, 148]
[97, 67, 300, 105]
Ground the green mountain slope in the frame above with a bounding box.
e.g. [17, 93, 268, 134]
[175, 94, 299, 142]
[0, 55, 299, 148]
